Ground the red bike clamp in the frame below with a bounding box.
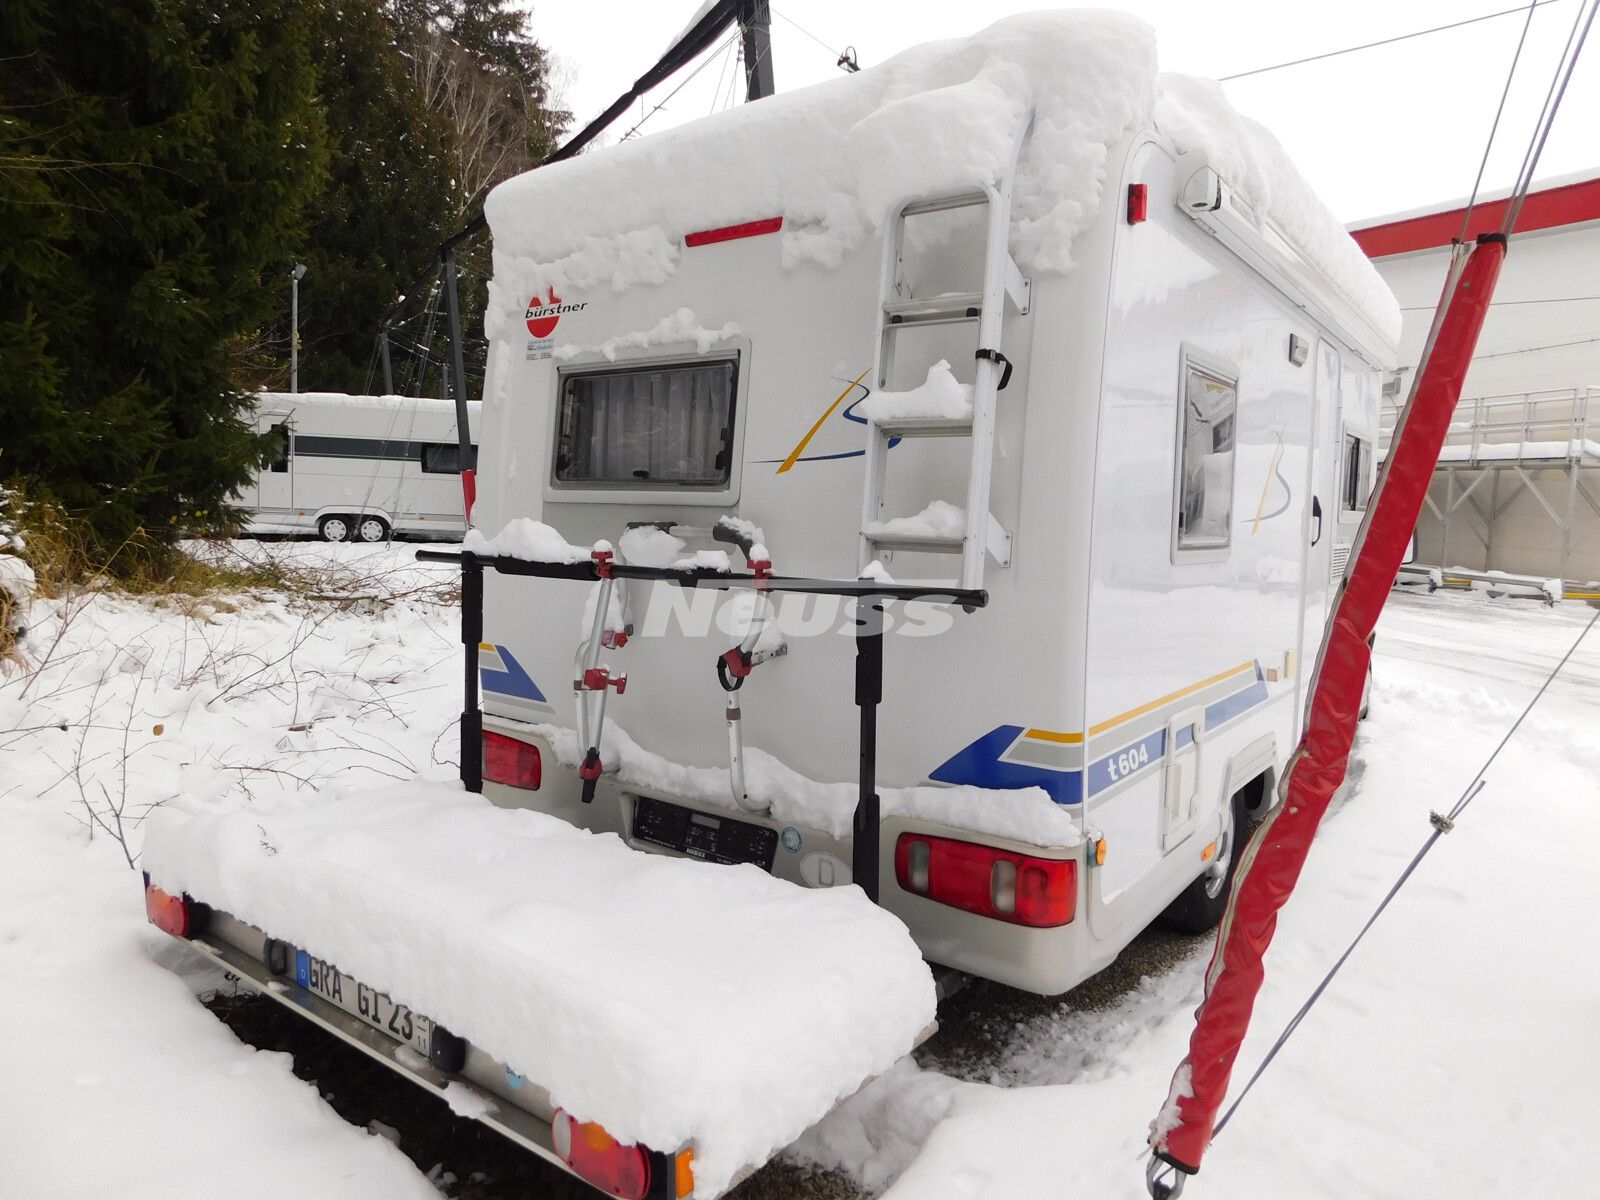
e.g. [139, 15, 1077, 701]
[581, 667, 627, 694]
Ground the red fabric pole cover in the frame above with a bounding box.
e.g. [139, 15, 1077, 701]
[1151, 235, 1507, 1176]
[461, 467, 477, 524]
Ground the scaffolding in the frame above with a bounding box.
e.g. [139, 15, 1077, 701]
[1382, 386, 1600, 583]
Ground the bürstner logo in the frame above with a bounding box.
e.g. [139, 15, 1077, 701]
[526, 288, 587, 338]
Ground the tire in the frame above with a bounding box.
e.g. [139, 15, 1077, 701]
[317, 515, 351, 543]
[1161, 787, 1253, 934]
[355, 515, 390, 543]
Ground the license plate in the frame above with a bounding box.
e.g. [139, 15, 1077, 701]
[294, 951, 432, 1057]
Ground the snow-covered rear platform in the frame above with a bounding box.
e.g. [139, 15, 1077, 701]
[143, 782, 936, 1197]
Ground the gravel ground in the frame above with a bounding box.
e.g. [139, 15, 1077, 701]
[208, 920, 1211, 1200]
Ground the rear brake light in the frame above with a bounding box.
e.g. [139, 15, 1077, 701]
[483, 731, 541, 789]
[144, 883, 193, 937]
[552, 1110, 651, 1199]
[894, 833, 1077, 927]
[684, 216, 783, 247]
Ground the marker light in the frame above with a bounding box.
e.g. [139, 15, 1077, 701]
[895, 834, 1077, 927]
[483, 731, 541, 790]
[1127, 182, 1148, 224]
[144, 883, 193, 938]
[551, 1110, 651, 1199]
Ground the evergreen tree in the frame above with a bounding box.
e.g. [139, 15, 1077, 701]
[0, 0, 329, 564]
[292, 0, 457, 393]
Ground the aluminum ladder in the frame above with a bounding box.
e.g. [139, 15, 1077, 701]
[857, 128, 1032, 593]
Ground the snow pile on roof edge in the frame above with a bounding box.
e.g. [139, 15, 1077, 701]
[143, 782, 935, 1198]
[1152, 74, 1402, 347]
[486, 12, 1157, 284]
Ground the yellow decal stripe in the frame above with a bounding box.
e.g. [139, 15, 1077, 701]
[776, 368, 872, 475]
[1087, 661, 1255, 738]
[1250, 439, 1286, 535]
[1023, 728, 1084, 744]
[478, 642, 495, 651]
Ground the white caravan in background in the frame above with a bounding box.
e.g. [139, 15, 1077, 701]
[244, 392, 479, 542]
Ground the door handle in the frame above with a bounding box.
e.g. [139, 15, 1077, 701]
[1311, 496, 1324, 546]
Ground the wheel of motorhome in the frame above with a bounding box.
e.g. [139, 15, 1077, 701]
[316, 514, 350, 543]
[355, 515, 390, 543]
[1161, 787, 1252, 933]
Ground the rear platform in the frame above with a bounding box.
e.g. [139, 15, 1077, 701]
[142, 781, 936, 1198]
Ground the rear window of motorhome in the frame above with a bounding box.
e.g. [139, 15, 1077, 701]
[1176, 359, 1238, 552]
[554, 360, 736, 488]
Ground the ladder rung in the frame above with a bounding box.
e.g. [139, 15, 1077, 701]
[884, 293, 983, 327]
[861, 531, 965, 555]
[872, 414, 974, 438]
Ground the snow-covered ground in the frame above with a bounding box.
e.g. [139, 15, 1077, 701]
[3, 542, 1596, 1198]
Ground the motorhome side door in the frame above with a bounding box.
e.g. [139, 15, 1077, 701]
[256, 410, 294, 513]
[1161, 705, 1206, 850]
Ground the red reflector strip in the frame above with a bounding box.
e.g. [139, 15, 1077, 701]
[894, 833, 1077, 927]
[684, 216, 783, 247]
[552, 1110, 652, 1199]
[483, 731, 541, 790]
[145, 884, 190, 938]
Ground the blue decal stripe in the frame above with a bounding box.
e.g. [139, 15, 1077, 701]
[929, 725, 1084, 806]
[480, 644, 547, 702]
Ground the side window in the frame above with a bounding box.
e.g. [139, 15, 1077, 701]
[266, 423, 291, 473]
[420, 443, 477, 474]
[1174, 353, 1238, 554]
[1341, 431, 1373, 513]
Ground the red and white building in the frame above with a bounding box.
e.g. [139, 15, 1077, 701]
[1351, 172, 1600, 584]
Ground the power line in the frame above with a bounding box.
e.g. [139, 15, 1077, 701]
[1400, 294, 1600, 310]
[1220, 0, 1565, 82]
[771, 6, 852, 68]
[619, 29, 742, 141]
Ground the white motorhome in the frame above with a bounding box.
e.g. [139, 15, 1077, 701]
[147, 14, 1404, 1196]
[244, 391, 479, 541]
[461, 24, 1398, 998]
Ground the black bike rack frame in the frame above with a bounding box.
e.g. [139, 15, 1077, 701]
[415, 548, 987, 904]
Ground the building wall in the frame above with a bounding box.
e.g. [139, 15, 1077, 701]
[1362, 214, 1600, 583]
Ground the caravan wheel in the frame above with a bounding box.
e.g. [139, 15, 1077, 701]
[355, 516, 390, 543]
[317, 515, 351, 543]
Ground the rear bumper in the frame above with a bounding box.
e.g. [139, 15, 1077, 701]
[480, 715, 1099, 996]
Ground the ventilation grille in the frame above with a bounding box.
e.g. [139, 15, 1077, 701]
[1331, 543, 1351, 581]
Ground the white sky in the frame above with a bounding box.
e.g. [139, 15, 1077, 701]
[525, 0, 1600, 224]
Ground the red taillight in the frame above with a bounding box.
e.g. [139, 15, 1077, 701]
[1127, 182, 1148, 225]
[894, 833, 1077, 927]
[552, 1110, 651, 1199]
[145, 883, 191, 937]
[483, 731, 541, 790]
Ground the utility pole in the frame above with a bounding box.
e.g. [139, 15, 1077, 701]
[738, 0, 775, 101]
[290, 263, 308, 394]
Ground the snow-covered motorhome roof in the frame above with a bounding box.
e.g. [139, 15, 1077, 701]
[485, 10, 1400, 350]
